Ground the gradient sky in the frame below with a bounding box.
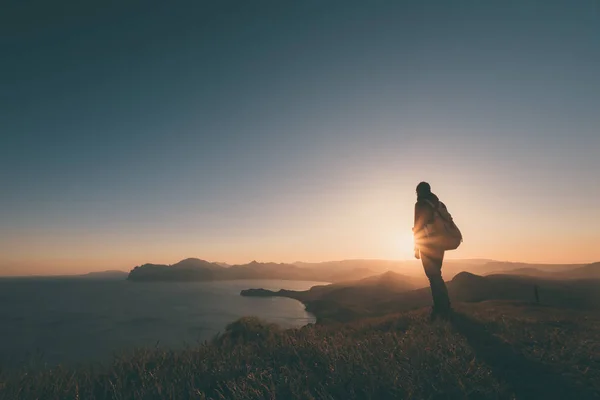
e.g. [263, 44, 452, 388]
[1, 0, 599, 275]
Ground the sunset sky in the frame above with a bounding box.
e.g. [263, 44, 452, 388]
[2, 1, 599, 275]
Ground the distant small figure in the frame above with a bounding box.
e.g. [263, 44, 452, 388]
[412, 182, 463, 320]
[534, 284, 540, 304]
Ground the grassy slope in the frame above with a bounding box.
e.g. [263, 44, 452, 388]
[1, 302, 599, 399]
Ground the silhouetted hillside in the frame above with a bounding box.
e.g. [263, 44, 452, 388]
[565, 262, 600, 279]
[485, 261, 600, 280]
[242, 271, 418, 319]
[126, 257, 600, 285]
[477, 261, 585, 274]
[241, 271, 421, 322]
[172, 258, 223, 271]
[127, 258, 378, 283]
[484, 267, 554, 278]
[294, 259, 416, 273]
[127, 263, 221, 281]
[242, 271, 600, 322]
[226, 261, 307, 280]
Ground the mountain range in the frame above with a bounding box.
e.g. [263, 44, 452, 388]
[127, 258, 381, 283]
[126, 257, 600, 283]
[484, 262, 600, 279]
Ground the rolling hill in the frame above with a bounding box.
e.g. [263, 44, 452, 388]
[242, 270, 600, 323]
[485, 262, 600, 280]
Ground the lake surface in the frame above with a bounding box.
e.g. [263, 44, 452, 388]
[0, 278, 324, 368]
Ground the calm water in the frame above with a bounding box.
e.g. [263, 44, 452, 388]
[0, 278, 323, 368]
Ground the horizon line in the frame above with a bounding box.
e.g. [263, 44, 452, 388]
[1, 257, 597, 278]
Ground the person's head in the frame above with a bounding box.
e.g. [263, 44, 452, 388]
[416, 181, 431, 197]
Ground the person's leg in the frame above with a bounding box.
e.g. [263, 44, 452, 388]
[421, 250, 451, 317]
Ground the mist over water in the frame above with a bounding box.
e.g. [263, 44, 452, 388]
[0, 279, 322, 368]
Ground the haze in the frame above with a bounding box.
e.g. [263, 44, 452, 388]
[2, 1, 599, 276]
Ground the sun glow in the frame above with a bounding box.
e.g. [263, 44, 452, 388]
[393, 232, 415, 260]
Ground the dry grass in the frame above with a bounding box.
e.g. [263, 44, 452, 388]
[1, 302, 599, 399]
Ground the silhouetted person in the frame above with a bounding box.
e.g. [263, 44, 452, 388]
[534, 284, 540, 304]
[413, 182, 461, 320]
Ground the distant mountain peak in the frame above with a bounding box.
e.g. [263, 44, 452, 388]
[171, 258, 223, 270]
[177, 257, 209, 264]
[451, 271, 485, 282]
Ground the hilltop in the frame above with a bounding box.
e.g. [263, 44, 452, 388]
[2, 301, 599, 399]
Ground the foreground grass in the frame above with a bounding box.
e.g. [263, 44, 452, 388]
[1, 302, 599, 399]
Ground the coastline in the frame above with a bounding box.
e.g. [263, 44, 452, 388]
[240, 287, 367, 324]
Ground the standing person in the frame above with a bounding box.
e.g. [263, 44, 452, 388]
[412, 182, 462, 320]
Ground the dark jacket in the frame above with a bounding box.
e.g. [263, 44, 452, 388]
[413, 193, 444, 254]
[414, 192, 440, 236]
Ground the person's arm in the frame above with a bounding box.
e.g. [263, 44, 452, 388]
[413, 201, 432, 257]
[413, 201, 432, 237]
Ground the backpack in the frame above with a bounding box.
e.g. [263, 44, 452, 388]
[423, 199, 463, 251]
